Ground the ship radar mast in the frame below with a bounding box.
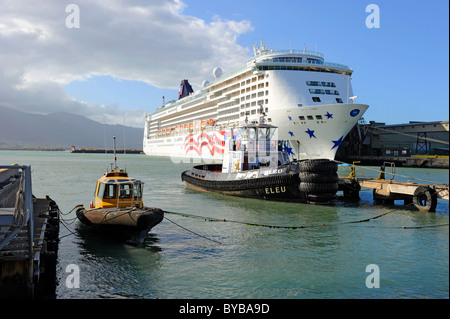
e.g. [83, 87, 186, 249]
[252, 40, 271, 56]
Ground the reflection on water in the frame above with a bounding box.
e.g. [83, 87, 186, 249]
[69, 225, 163, 299]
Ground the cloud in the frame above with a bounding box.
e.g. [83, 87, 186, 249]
[0, 0, 253, 126]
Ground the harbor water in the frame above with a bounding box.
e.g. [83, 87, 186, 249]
[1, 150, 448, 299]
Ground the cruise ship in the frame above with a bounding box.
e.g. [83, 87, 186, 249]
[143, 42, 369, 162]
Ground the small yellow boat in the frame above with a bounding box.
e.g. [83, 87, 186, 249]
[76, 137, 163, 243]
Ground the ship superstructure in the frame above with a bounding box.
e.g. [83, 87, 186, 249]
[143, 42, 368, 161]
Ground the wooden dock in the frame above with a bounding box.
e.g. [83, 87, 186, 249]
[338, 162, 449, 212]
[337, 155, 448, 169]
[0, 165, 60, 298]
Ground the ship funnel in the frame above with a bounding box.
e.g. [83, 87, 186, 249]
[178, 79, 194, 100]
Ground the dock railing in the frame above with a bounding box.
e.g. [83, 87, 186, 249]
[0, 165, 34, 257]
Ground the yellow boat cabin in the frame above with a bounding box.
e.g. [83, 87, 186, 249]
[92, 169, 144, 209]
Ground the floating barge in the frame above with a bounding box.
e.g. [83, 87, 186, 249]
[338, 162, 449, 212]
[0, 165, 60, 298]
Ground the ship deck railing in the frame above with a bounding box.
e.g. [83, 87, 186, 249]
[254, 60, 352, 71]
[252, 49, 324, 60]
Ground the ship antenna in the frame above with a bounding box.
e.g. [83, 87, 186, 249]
[104, 122, 108, 172]
[113, 135, 117, 172]
[123, 116, 127, 173]
[258, 104, 266, 124]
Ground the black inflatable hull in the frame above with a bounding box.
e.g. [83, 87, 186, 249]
[76, 206, 164, 244]
[181, 160, 339, 203]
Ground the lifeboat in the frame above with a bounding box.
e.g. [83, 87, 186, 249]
[75, 137, 164, 243]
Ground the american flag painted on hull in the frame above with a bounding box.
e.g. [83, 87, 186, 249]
[184, 130, 241, 156]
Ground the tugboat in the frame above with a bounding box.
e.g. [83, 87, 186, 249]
[76, 137, 164, 243]
[181, 112, 339, 204]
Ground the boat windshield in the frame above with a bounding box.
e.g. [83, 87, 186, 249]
[96, 182, 105, 198]
[133, 182, 143, 199]
[103, 183, 117, 199]
[258, 127, 276, 139]
[238, 126, 276, 140]
[119, 184, 132, 199]
[248, 128, 256, 139]
[238, 127, 247, 138]
[101, 183, 141, 199]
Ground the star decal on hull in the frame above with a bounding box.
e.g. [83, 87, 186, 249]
[305, 128, 316, 138]
[325, 112, 333, 119]
[288, 131, 294, 137]
[331, 136, 344, 150]
[282, 141, 295, 156]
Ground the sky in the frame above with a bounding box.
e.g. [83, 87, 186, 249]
[0, 0, 448, 128]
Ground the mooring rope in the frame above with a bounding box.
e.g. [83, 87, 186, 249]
[56, 200, 449, 243]
[163, 201, 449, 230]
[164, 216, 222, 244]
[58, 206, 140, 239]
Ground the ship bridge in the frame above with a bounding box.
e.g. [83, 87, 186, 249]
[251, 50, 352, 76]
[250, 43, 352, 75]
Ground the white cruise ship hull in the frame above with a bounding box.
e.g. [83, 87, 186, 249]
[143, 103, 368, 162]
[274, 103, 369, 160]
[143, 43, 369, 162]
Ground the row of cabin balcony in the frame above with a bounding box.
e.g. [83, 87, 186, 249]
[159, 110, 218, 127]
[160, 108, 218, 128]
[152, 120, 220, 137]
[153, 97, 214, 122]
[152, 68, 265, 119]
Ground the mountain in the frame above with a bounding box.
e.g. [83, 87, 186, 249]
[0, 106, 144, 149]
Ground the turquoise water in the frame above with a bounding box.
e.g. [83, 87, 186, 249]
[1, 150, 448, 299]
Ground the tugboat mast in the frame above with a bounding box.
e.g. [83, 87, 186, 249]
[113, 136, 118, 172]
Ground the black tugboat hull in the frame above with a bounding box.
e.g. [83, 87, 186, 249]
[182, 169, 305, 202]
[181, 160, 339, 203]
[182, 164, 305, 202]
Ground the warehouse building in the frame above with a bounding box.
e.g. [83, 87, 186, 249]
[336, 120, 449, 168]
